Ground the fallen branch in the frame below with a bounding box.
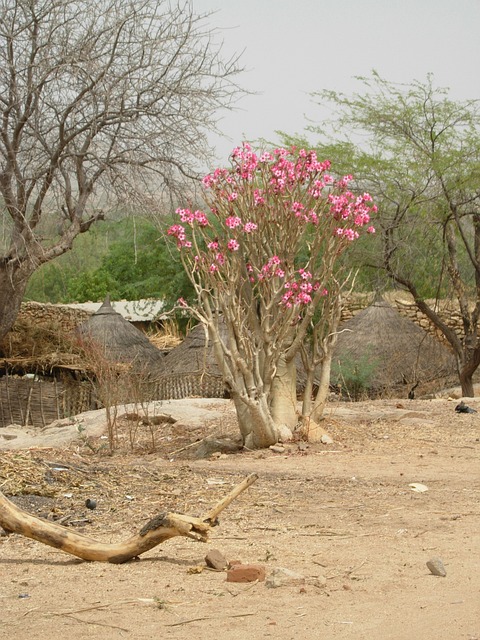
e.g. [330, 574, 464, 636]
[0, 473, 258, 564]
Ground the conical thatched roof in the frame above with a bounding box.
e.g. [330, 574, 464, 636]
[76, 297, 164, 373]
[162, 322, 222, 377]
[331, 298, 456, 396]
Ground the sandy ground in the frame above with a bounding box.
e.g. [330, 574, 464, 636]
[0, 395, 479, 640]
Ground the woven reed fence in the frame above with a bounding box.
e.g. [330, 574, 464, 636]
[151, 372, 226, 400]
[0, 375, 95, 428]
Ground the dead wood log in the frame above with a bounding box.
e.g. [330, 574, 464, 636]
[0, 473, 258, 564]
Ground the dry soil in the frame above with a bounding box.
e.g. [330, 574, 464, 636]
[0, 395, 479, 640]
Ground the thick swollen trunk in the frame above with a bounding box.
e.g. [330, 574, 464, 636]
[232, 393, 279, 449]
[270, 354, 298, 429]
[0, 263, 29, 341]
[301, 351, 333, 442]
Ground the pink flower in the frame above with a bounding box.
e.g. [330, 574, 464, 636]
[225, 216, 242, 229]
[343, 228, 359, 241]
[296, 292, 312, 305]
[207, 241, 219, 250]
[227, 239, 240, 251]
[176, 208, 193, 223]
[292, 202, 305, 215]
[243, 222, 258, 233]
[298, 269, 312, 280]
[367, 226, 376, 234]
[167, 224, 190, 248]
[194, 210, 209, 226]
[253, 189, 265, 206]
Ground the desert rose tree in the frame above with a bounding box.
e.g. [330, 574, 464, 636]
[168, 144, 376, 448]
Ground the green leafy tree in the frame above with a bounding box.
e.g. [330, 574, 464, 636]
[301, 73, 480, 396]
[64, 219, 193, 304]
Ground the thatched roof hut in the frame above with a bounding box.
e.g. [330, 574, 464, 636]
[76, 297, 164, 375]
[331, 298, 457, 398]
[158, 323, 226, 399]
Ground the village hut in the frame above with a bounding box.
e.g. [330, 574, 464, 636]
[75, 297, 165, 375]
[0, 298, 166, 429]
[330, 298, 457, 398]
[0, 303, 96, 429]
[156, 322, 226, 400]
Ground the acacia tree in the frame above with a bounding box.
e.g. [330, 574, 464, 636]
[0, 0, 242, 340]
[308, 73, 480, 396]
[168, 144, 376, 448]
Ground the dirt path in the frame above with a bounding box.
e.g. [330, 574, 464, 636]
[0, 397, 479, 639]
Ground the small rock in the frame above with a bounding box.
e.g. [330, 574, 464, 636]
[320, 434, 334, 445]
[205, 548, 228, 571]
[409, 483, 429, 493]
[85, 499, 97, 510]
[269, 445, 285, 454]
[266, 567, 306, 589]
[312, 575, 327, 588]
[226, 563, 266, 583]
[426, 558, 447, 577]
[194, 436, 242, 459]
[277, 424, 293, 442]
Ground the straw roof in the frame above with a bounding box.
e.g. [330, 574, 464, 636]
[76, 297, 164, 374]
[162, 322, 222, 377]
[331, 298, 456, 394]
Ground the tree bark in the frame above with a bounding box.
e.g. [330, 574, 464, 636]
[0, 264, 28, 341]
[270, 355, 298, 428]
[459, 364, 476, 397]
[0, 474, 258, 563]
[231, 393, 279, 449]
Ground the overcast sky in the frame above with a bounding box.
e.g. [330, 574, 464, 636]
[191, 0, 480, 164]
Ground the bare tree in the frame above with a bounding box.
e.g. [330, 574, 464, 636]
[0, 0, 243, 339]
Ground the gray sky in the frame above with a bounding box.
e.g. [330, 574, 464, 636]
[192, 0, 480, 163]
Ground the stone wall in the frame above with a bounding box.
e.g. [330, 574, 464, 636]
[12, 296, 468, 344]
[16, 301, 91, 332]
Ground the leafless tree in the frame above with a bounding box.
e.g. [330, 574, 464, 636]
[0, 0, 243, 339]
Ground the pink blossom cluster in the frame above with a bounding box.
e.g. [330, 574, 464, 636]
[167, 144, 377, 312]
[176, 207, 209, 227]
[167, 224, 191, 248]
[281, 268, 326, 308]
[268, 150, 331, 194]
[257, 255, 285, 281]
[291, 201, 320, 224]
[328, 190, 377, 240]
[230, 142, 259, 180]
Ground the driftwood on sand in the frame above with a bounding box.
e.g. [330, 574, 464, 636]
[0, 473, 258, 564]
